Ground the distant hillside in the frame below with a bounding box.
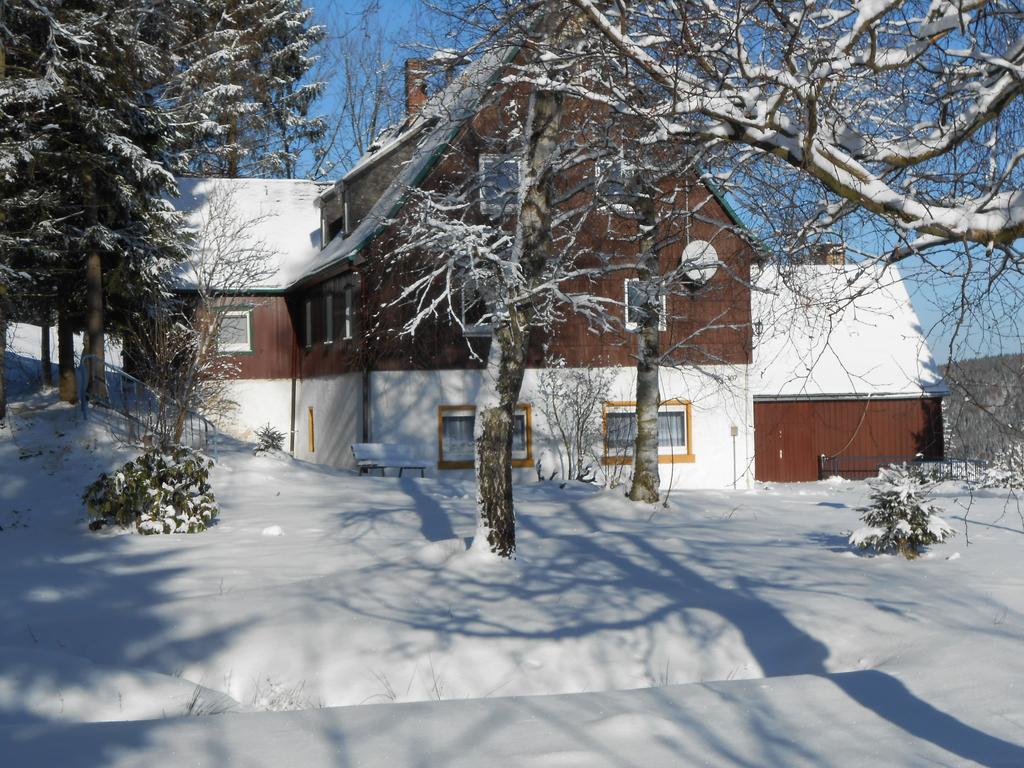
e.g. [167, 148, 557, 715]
[942, 354, 1024, 460]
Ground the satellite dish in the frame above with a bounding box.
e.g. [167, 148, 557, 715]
[681, 240, 719, 285]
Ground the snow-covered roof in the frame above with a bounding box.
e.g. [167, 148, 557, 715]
[171, 177, 328, 292]
[297, 45, 518, 287]
[753, 264, 948, 400]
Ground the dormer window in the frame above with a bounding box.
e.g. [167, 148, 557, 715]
[320, 186, 348, 249]
[479, 154, 519, 218]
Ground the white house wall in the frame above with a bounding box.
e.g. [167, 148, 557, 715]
[293, 374, 363, 467]
[366, 366, 754, 490]
[217, 379, 293, 444]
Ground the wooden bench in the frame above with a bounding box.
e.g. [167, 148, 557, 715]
[351, 443, 428, 478]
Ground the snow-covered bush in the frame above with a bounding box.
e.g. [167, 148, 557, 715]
[849, 464, 954, 559]
[254, 423, 286, 454]
[83, 447, 218, 534]
[981, 442, 1024, 489]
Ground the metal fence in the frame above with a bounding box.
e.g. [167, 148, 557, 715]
[78, 355, 218, 457]
[818, 454, 988, 483]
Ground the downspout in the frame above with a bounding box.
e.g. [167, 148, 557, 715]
[360, 274, 371, 442]
[744, 361, 751, 488]
[289, 314, 298, 455]
[362, 368, 371, 442]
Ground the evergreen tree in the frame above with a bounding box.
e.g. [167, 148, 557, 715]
[850, 464, 955, 559]
[1, 0, 71, 405]
[1, 0, 187, 400]
[168, 0, 326, 178]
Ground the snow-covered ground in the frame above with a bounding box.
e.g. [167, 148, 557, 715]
[1, 384, 1022, 764]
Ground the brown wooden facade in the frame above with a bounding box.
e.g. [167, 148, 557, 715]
[281, 80, 756, 380]
[224, 296, 296, 380]
[753, 398, 945, 483]
[206, 50, 944, 486]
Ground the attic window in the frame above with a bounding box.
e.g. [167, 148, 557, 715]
[595, 150, 634, 201]
[304, 299, 313, 349]
[479, 154, 519, 218]
[625, 279, 667, 331]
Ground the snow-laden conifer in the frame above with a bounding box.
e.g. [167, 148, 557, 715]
[983, 441, 1024, 490]
[167, 0, 326, 178]
[1, 0, 188, 402]
[850, 464, 955, 559]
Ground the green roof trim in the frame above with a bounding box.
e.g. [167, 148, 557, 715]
[700, 171, 771, 258]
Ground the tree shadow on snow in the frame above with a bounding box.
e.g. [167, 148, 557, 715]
[320, 488, 1024, 766]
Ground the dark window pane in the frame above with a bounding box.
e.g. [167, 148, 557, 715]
[512, 413, 527, 454]
[606, 412, 636, 450]
[480, 155, 519, 217]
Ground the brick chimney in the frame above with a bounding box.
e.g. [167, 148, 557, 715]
[808, 243, 846, 266]
[404, 59, 428, 116]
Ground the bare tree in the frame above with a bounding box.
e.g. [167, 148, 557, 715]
[537, 358, 614, 483]
[127, 183, 274, 446]
[0, 293, 7, 427]
[312, 1, 407, 178]
[379, 7, 642, 556]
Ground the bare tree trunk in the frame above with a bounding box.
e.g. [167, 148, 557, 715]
[475, 315, 530, 557]
[629, 192, 662, 503]
[83, 169, 107, 400]
[227, 115, 239, 178]
[57, 310, 77, 404]
[474, 84, 563, 557]
[40, 323, 53, 387]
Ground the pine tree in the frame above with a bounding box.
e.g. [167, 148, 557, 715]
[1, 0, 69, 406]
[850, 464, 955, 559]
[1, 0, 187, 401]
[168, 0, 326, 178]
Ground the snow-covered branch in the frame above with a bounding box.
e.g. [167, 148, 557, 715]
[565, 0, 1024, 249]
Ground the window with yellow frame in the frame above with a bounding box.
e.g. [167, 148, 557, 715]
[438, 404, 533, 469]
[602, 399, 694, 465]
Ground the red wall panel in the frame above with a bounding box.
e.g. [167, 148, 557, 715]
[754, 398, 944, 482]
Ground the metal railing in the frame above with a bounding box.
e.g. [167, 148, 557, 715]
[818, 453, 988, 483]
[78, 355, 218, 457]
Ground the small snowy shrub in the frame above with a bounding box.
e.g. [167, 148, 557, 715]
[849, 464, 954, 559]
[982, 442, 1024, 489]
[254, 423, 287, 454]
[83, 447, 218, 534]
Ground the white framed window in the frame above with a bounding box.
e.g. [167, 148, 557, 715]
[324, 293, 334, 345]
[438, 404, 532, 468]
[624, 279, 666, 331]
[217, 309, 253, 354]
[479, 153, 519, 218]
[603, 400, 692, 465]
[595, 150, 634, 200]
[343, 286, 355, 339]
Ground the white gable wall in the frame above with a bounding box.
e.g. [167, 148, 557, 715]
[752, 264, 947, 400]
